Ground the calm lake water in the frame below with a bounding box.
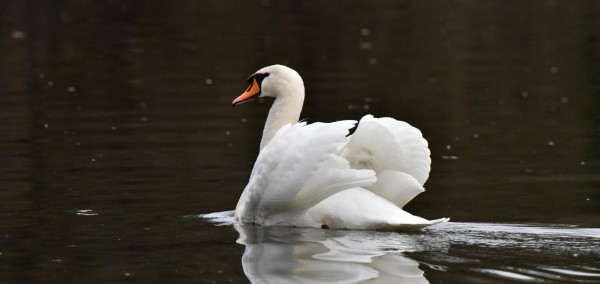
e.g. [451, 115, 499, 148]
[1, 1, 599, 283]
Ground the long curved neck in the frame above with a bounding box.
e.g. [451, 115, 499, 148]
[260, 86, 304, 151]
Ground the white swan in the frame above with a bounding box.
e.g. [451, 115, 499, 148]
[232, 64, 448, 231]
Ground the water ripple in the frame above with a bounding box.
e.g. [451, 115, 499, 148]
[200, 214, 600, 283]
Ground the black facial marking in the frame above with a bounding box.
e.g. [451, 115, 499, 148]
[234, 73, 270, 106]
[247, 72, 270, 86]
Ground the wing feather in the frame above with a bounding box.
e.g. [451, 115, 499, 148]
[337, 115, 432, 208]
[235, 120, 377, 225]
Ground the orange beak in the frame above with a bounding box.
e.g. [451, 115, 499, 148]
[232, 78, 261, 106]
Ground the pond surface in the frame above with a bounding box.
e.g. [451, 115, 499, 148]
[1, 1, 599, 283]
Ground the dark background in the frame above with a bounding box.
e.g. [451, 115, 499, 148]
[1, 1, 599, 283]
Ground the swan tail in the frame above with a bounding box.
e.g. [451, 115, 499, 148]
[382, 217, 450, 231]
[303, 188, 448, 231]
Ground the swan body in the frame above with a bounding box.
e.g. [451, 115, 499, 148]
[232, 65, 448, 231]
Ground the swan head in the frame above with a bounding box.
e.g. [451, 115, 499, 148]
[232, 64, 304, 106]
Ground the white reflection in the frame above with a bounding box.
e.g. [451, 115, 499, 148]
[201, 212, 600, 283]
[234, 222, 449, 283]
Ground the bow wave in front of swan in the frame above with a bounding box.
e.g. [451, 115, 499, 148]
[224, 64, 448, 231]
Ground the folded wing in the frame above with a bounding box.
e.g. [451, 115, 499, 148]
[235, 120, 376, 226]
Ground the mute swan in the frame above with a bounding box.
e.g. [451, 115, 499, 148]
[232, 64, 448, 231]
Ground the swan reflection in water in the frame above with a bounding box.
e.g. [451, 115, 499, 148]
[203, 211, 600, 283]
[234, 221, 448, 283]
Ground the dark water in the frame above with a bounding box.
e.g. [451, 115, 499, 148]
[1, 1, 599, 283]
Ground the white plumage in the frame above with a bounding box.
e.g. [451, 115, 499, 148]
[232, 65, 448, 231]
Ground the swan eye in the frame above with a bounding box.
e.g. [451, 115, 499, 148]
[247, 72, 270, 86]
